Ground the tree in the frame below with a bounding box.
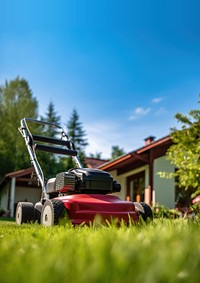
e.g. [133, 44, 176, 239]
[111, 145, 125, 160]
[38, 102, 67, 178]
[167, 95, 200, 198]
[66, 109, 88, 166]
[0, 77, 38, 178]
[89, 152, 102, 159]
[40, 102, 61, 137]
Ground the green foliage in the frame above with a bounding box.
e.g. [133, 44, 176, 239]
[67, 108, 88, 150]
[0, 208, 5, 216]
[111, 145, 125, 160]
[167, 95, 200, 197]
[89, 152, 102, 159]
[37, 102, 65, 178]
[0, 76, 134, 180]
[153, 204, 181, 219]
[0, 219, 200, 283]
[0, 77, 38, 178]
[40, 102, 61, 137]
[66, 108, 88, 166]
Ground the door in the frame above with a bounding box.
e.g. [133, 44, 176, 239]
[127, 171, 145, 202]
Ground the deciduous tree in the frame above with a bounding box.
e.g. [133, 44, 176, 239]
[167, 95, 200, 198]
[0, 77, 38, 178]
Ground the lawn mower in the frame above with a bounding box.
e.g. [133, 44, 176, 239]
[15, 118, 153, 226]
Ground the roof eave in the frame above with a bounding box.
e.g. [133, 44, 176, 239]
[99, 135, 172, 171]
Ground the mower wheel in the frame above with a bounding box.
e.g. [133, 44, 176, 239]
[134, 202, 153, 222]
[15, 202, 35, 225]
[41, 199, 69, 226]
[34, 201, 43, 224]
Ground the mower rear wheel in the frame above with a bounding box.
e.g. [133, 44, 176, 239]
[41, 199, 69, 226]
[34, 201, 43, 224]
[15, 202, 35, 225]
[134, 202, 153, 222]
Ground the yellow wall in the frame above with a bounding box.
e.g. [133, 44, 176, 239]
[153, 156, 175, 208]
[108, 156, 175, 208]
[109, 165, 149, 200]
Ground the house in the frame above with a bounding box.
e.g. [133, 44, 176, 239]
[98, 135, 176, 209]
[0, 135, 176, 217]
[0, 167, 41, 217]
[0, 158, 107, 217]
[85, 157, 108, 168]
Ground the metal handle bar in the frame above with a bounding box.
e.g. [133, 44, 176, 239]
[19, 117, 83, 200]
[24, 117, 64, 130]
[35, 144, 78, 156]
[32, 135, 72, 147]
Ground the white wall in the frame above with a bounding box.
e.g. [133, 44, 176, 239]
[0, 184, 9, 211]
[153, 156, 175, 208]
[15, 186, 41, 204]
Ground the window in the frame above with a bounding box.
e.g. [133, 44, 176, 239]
[127, 171, 145, 202]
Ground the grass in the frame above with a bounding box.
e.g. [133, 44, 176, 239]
[0, 218, 200, 283]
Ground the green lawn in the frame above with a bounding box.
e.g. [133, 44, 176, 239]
[0, 218, 200, 283]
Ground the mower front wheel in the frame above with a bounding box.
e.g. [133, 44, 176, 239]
[15, 202, 35, 225]
[41, 199, 69, 226]
[134, 202, 153, 222]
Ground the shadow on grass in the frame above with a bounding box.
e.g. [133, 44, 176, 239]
[0, 217, 15, 222]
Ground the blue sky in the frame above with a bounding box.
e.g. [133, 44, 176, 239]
[1, 0, 200, 158]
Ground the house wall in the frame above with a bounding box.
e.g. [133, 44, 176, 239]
[107, 156, 175, 208]
[109, 165, 149, 201]
[0, 183, 41, 216]
[0, 184, 9, 211]
[15, 186, 41, 204]
[153, 155, 175, 208]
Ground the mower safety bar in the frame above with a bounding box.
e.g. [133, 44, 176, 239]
[32, 135, 73, 148]
[24, 117, 64, 130]
[35, 144, 78, 156]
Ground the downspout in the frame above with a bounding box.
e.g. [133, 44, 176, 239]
[149, 149, 153, 205]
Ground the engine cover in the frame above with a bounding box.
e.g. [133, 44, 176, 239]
[71, 168, 113, 193]
[53, 168, 121, 194]
[47, 168, 121, 194]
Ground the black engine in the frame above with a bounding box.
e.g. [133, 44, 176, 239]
[46, 168, 121, 195]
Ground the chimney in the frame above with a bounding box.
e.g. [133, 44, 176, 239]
[144, 136, 156, 145]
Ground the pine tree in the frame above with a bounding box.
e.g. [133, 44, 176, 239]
[66, 109, 88, 166]
[111, 146, 125, 160]
[39, 102, 64, 178]
[40, 102, 61, 137]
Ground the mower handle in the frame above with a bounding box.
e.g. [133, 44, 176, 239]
[19, 118, 82, 199]
[35, 144, 78, 156]
[24, 117, 64, 130]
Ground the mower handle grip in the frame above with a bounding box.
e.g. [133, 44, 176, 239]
[32, 135, 73, 148]
[35, 144, 78, 156]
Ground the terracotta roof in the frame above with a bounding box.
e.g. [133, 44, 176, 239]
[85, 158, 108, 168]
[98, 135, 172, 171]
[0, 167, 38, 189]
[5, 167, 35, 178]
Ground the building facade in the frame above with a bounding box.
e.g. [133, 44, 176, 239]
[99, 135, 176, 208]
[0, 168, 41, 217]
[0, 135, 177, 218]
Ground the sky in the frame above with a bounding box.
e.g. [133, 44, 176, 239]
[1, 0, 200, 158]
